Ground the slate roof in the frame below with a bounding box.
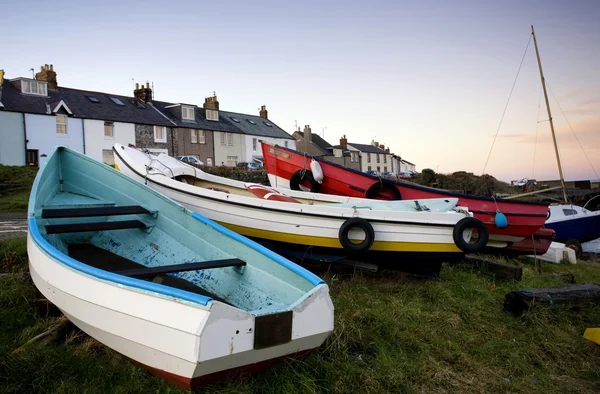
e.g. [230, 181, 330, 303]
[347, 142, 386, 154]
[295, 131, 332, 154]
[151, 101, 239, 133]
[221, 110, 294, 139]
[0, 79, 173, 127]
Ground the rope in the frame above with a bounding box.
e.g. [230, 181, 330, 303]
[547, 83, 600, 181]
[482, 32, 533, 174]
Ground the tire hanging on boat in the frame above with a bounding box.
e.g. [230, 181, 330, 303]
[338, 217, 375, 253]
[365, 182, 401, 200]
[289, 170, 320, 192]
[452, 217, 489, 253]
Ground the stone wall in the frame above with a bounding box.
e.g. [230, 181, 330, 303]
[134, 124, 175, 155]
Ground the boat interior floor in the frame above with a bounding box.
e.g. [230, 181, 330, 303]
[68, 243, 227, 303]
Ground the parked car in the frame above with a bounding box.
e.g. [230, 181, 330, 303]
[236, 162, 261, 171]
[175, 156, 203, 166]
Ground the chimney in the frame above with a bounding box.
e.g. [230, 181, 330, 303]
[304, 125, 312, 143]
[385, 148, 390, 153]
[371, 140, 379, 147]
[379, 144, 385, 150]
[35, 64, 57, 89]
[204, 93, 219, 111]
[259, 105, 268, 119]
[340, 135, 348, 149]
[133, 81, 153, 103]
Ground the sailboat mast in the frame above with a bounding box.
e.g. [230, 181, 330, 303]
[531, 25, 569, 203]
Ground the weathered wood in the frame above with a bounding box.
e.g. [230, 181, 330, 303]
[463, 254, 522, 281]
[503, 283, 600, 316]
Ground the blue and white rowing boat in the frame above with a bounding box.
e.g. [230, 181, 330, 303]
[27, 146, 334, 390]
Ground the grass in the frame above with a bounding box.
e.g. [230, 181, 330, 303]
[0, 165, 38, 214]
[1, 237, 600, 393]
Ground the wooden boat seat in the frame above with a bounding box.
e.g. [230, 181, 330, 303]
[45, 220, 149, 234]
[116, 258, 247, 278]
[42, 205, 152, 218]
[68, 244, 232, 303]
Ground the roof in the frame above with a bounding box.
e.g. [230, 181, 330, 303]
[152, 101, 239, 133]
[347, 142, 386, 154]
[402, 159, 415, 165]
[221, 110, 293, 139]
[0, 79, 173, 127]
[295, 131, 333, 154]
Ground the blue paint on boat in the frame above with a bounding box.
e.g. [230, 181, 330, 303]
[28, 146, 324, 312]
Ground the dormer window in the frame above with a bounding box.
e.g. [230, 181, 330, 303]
[21, 79, 48, 96]
[206, 109, 219, 121]
[246, 119, 257, 125]
[182, 106, 195, 120]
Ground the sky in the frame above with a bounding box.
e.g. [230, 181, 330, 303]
[1, 0, 599, 182]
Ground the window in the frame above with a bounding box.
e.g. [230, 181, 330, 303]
[229, 116, 240, 123]
[206, 109, 219, 121]
[351, 152, 359, 162]
[102, 149, 115, 165]
[368, 166, 372, 171]
[563, 209, 578, 216]
[104, 122, 114, 138]
[227, 156, 238, 166]
[87, 96, 100, 103]
[367, 153, 371, 163]
[21, 80, 47, 96]
[284, 141, 288, 148]
[190, 129, 197, 143]
[377, 154, 380, 163]
[227, 133, 233, 146]
[377, 166, 381, 172]
[253, 138, 257, 151]
[154, 126, 166, 143]
[129, 99, 145, 108]
[384, 166, 388, 172]
[263, 121, 272, 127]
[220, 133, 226, 146]
[334, 148, 342, 157]
[246, 119, 256, 125]
[56, 114, 67, 134]
[383, 155, 387, 164]
[110, 97, 125, 106]
[198, 130, 205, 144]
[182, 106, 195, 120]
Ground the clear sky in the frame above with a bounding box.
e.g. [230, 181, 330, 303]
[2, 0, 599, 182]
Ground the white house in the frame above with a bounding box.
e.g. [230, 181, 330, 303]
[347, 140, 392, 173]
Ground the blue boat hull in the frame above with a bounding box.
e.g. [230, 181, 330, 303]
[545, 214, 600, 244]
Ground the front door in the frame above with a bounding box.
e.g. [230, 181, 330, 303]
[26, 150, 39, 167]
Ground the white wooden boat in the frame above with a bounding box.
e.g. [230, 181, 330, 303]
[27, 146, 334, 390]
[113, 144, 489, 276]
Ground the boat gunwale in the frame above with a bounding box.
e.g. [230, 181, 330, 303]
[28, 146, 325, 309]
[261, 142, 551, 209]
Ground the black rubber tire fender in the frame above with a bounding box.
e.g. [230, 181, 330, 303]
[452, 217, 489, 253]
[365, 182, 401, 200]
[564, 239, 583, 259]
[338, 217, 375, 253]
[289, 170, 320, 193]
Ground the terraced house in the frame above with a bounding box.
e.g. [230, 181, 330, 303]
[0, 64, 297, 169]
[0, 65, 173, 167]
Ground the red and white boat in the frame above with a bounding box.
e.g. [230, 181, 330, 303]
[261, 142, 554, 254]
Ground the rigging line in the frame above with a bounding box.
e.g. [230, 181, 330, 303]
[532, 84, 543, 178]
[482, 32, 533, 174]
[547, 83, 600, 180]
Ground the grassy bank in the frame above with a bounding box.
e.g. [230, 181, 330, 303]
[0, 165, 38, 214]
[1, 238, 600, 393]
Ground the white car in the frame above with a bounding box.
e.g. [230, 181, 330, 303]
[175, 156, 204, 166]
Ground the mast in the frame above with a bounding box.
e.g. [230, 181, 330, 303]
[531, 25, 569, 203]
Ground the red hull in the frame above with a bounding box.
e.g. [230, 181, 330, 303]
[262, 143, 552, 254]
[132, 348, 316, 391]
